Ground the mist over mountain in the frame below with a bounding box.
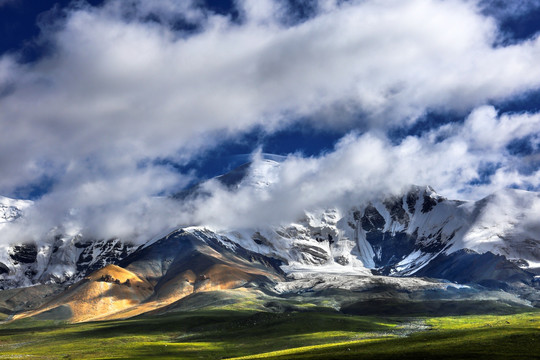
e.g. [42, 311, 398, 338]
[1, 0, 540, 251]
[1, 159, 538, 322]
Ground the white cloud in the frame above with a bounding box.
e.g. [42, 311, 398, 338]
[236, 0, 282, 24]
[183, 106, 540, 230]
[5, 105, 539, 242]
[1, 0, 540, 186]
[1, 0, 540, 243]
[1, 159, 192, 244]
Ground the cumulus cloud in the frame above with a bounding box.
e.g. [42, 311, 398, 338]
[1, 0, 540, 243]
[0, 156, 192, 244]
[5, 105, 539, 241]
[3, 0, 540, 188]
[184, 106, 540, 230]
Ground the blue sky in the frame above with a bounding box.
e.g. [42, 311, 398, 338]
[1, 0, 540, 241]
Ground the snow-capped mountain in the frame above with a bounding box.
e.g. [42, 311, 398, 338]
[182, 160, 539, 280]
[214, 187, 537, 289]
[12, 228, 284, 322]
[2, 159, 539, 322]
[1, 159, 539, 295]
[0, 235, 135, 289]
[0, 197, 136, 289]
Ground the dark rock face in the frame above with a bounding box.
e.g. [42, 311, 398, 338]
[357, 187, 460, 271]
[361, 197, 417, 272]
[97, 274, 131, 287]
[360, 199, 416, 269]
[0, 262, 9, 275]
[367, 231, 417, 268]
[252, 232, 275, 249]
[291, 244, 330, 265]
[421, 193, 438, 213]
[414, 250, 535, 287]
[361, 205, 385, 232]
[406, 190, 419, 214]
[0, 283, 64, 311]
[76, 239, 134, 276]
[119, 232, 192, 285]
[10, 244, 37, 264]
[384, 197, 409, 225]
[415, 229, 456, 253]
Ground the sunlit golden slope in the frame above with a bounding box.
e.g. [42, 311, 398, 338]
[13, 253, 280, 323]
[14, 265, 154, 322]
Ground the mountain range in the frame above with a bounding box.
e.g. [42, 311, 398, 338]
[1, 159, 539, 322]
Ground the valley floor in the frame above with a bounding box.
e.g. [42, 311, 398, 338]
[0, 309, 539, 359]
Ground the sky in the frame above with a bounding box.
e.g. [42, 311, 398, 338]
[1, 0, 540, 243]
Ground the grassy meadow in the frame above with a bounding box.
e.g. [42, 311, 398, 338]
[0, 309, 538, 359]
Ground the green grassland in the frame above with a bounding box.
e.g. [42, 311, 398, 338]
[0, 308, 538, 359]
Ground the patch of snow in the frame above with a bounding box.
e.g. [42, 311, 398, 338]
[524, 259, 540, 268]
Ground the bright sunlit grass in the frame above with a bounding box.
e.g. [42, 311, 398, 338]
[0, 309, 538, 359]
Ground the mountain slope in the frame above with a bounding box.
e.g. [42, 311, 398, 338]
[1, 159, 539, 320]
[14, 264, 153, 322]
[13, 228, 285, 322]
[0, 235, 135, 290]
[173, 160, 539, 296]
[174, 159, 540, 275]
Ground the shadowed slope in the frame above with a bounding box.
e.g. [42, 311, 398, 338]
[120, 228, 284, 304]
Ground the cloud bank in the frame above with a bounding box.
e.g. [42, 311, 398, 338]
[1, 0, 540, 243]
[185, 106, 540, 230]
